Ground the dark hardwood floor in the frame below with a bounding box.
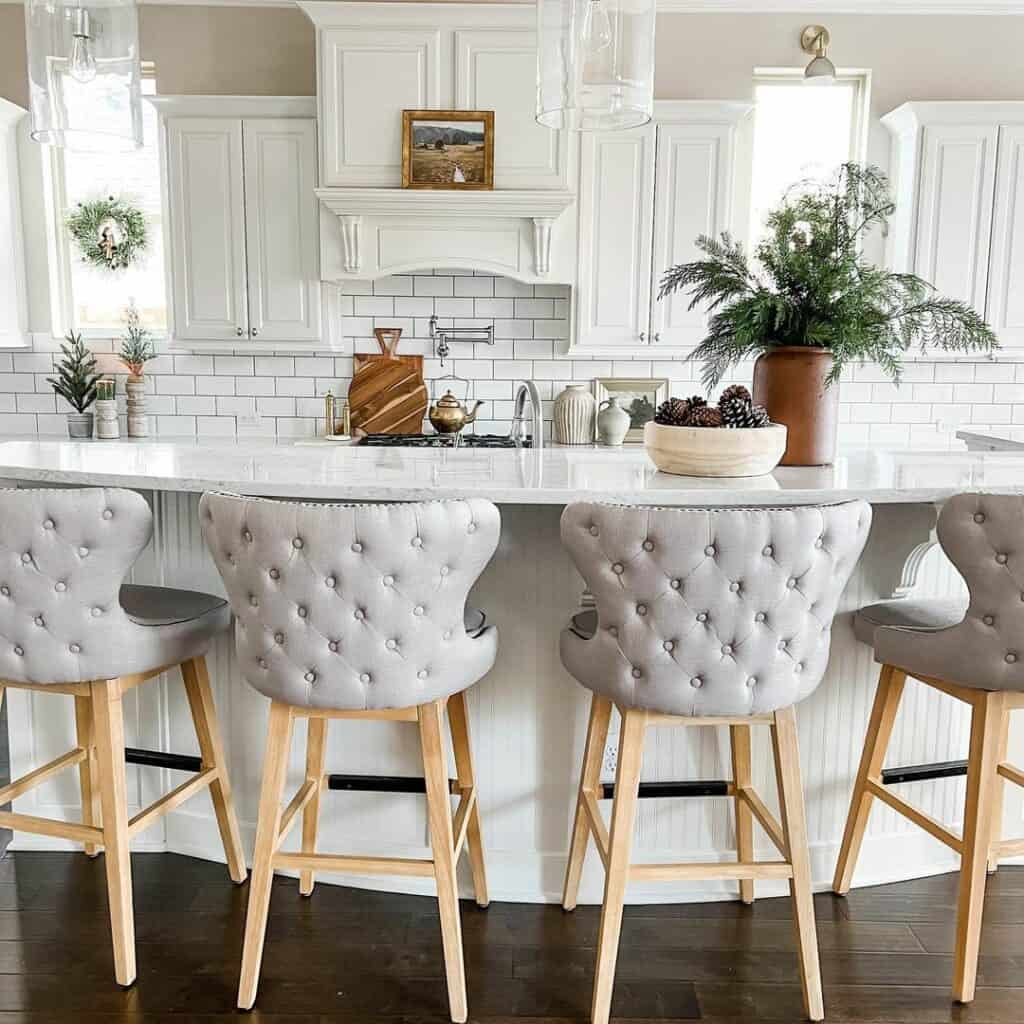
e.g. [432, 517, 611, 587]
[0, 851, 1020, 1022]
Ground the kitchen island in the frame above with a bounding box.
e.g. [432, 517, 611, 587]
[1, 438, 1020, 904]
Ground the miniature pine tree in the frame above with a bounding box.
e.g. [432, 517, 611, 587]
[47, 332, 101, 413]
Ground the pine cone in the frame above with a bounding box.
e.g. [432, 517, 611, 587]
[719, 384, 752, 407]
[721, 397, 771, 428]
[685, 395, 708, 411]
[688, 405, 724, 428]
[654, 397, 691, 426]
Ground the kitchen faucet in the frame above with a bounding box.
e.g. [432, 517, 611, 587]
[509, 380, 543, 450]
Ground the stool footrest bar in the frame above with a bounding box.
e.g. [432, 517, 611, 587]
[630, 861, 793, 882]
[273, 852, 435, 878]
[0, 747, 86, 806]
[998, 762, 1024, 789]
[128, 767, 218, 837]
[866, 778, 962, 852]
[327, 773, 458, 794]
[601, 779, 732, 799]
[125, 748, 203, 773]
[881, 759, 968, 785]
[0, 810, 102, 845]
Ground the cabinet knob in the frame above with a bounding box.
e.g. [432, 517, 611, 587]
[639, 331, 646, 342]
[251, 328, 259, 338]
[653, 332, 660, 343]
[236, 327, 244, 336]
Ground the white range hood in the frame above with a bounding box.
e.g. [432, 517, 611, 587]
[301, 1, 578, 285]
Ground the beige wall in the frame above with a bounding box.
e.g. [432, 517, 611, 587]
[2, 7, 1023, 115]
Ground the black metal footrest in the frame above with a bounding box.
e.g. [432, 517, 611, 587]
[327, 774, 458, 794]
[125, 748, 202, 772]
[881, 759, 968, 785]
[601, 779, 730, 799]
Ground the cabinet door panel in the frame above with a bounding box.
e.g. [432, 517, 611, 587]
[915, 124, 998, 313]
[575, 127, 656, 348]
[243, 119, 320, 343]
[165, 118, 247, 342]
[454, 29, 567, 190]
[987, 125, 1024, 348]
[320, 27, 442, 186]
[650, 122, 735, 350]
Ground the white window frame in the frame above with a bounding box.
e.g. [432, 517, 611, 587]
[39, 64, 167, 343]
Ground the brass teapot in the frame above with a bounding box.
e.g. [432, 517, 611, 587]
[428, 391, 485, 434]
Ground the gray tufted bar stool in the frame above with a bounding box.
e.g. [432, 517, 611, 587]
[559, 500, 872, 1024]
[199, 492, 499, 1022]
[834, 492, 1024, 1005]
[0, 487, 246, 986]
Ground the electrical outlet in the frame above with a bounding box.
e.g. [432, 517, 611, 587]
[602, 738, 618, 776]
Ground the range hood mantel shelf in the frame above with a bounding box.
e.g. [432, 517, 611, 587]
[316, 188, 576, 282]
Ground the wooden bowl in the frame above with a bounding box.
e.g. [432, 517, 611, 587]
[643, 421, 788, 478]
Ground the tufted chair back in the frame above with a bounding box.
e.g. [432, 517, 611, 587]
[0, 487, 156, 684]
[199, 492, 501, 710]
[873, 493, 1024, 692]
[560, 500, 871, 717]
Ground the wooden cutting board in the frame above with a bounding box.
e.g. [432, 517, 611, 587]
[349, 329, 428, 434]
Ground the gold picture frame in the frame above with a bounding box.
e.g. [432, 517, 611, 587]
[593, 378, 669, 444]
[402, 109, 495, 190]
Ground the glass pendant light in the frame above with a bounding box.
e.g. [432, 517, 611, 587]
[24, 0, 143, 152]
[536, 0, 657, 132]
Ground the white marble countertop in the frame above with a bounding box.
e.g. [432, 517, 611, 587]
[1, 438, 1023, 504]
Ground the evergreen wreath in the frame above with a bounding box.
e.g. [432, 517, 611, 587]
[66, 195, 148, 272]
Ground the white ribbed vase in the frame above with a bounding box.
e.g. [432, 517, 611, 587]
[553, 384, 596, 445]
[126, 376, 148, 438]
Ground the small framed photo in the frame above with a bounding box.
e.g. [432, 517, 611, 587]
[402, 110, 495, 190]
[593, 378, 669, 443]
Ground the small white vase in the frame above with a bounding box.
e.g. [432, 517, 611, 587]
[95, 398, 120, 439]
[126, 376, 148, 438]
[597, 395, 631, 446]
[553, 384, 595, 445]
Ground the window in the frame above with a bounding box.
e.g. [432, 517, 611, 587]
[48, 69, 166, 334]
[748, 70, 870, 246]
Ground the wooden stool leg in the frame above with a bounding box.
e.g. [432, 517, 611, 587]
[181, 656, 247, 884]
[74, 694, 101, 858]
[447, 689, 488, 908]
[833, 664, 907, 895]
[563, 694, 612, 911]
[730, 723, 755, 905]
[420, 698, 467, 1023]
[772, 706, 824, 1022]
[987, 702, 1011, 874]
[954, 690, 1004, 1004]
[299, 716, 327, 896]
[90, 678, 135, 988]
[238, 701, 293, 1011]
[591, 707, 645, 1024]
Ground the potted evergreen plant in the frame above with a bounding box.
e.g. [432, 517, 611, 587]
[118, 303, 155, 437]
[47, 331, 101, 439]
[659, 163, 998, 465]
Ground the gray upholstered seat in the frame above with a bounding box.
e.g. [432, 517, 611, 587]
[853, 597, 966, 646]
[199, 492, 500, 710]
[871, 493, 1024, 693]
[0, 487, 229, 685]
[559, 501, 872, 716]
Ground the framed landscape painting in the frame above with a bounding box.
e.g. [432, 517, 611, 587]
[402, 110, 495, 190]
[593, 378, 669, 443]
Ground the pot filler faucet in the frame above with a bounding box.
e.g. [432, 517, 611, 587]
[509, 380, 543, 450]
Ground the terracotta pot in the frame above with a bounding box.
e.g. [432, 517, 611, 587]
[752, 346, 838, 466]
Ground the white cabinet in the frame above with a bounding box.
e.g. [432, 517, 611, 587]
[883, 102, 1024, 349]
[154, 97, 320, 348]
[573, 102, 751, 353]
[0, 100, 28, 349]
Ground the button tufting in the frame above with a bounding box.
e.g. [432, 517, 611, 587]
[418, 669, 428, 679]
[78, 546, 88, 557]
[611, 562, 624, 574]
[1007, 652, 1019, 664]
[258, 658, 267, 669]
[729, 581, 740, 593]
[13, 646, 22, 657]
[984, 614, 995, 626]
[697, 612, 708, 623]
[690, 676, 702, 688]
[996, 553, 1008, 564]
[91, 607, 102, 617]
[722, 644, 733, 655]
[43, 519, 54, 530]
[351, 542, 363, 553]
[443, 629, 453, 640]
[413, 605, 425, 616]
[778, 639, 788, 650]
[755, 612, 766, 622]
[304, 671, 316, 683]
[670, 578, 681, 589]
[762, 546, 773, 557]
[69, 643, 81, 654]
[293, 537, 303, 549]
[34, 615, 43, 627]
[747, 676, 757, 688]
[20, 553, 30, 564]
[467, 523, 477, 534]
[249, 595, 258, 607]
[663, 640, 674, 652]
[795, 662, 804, 673]
[815, 537, 824, 549]
[102, 509, 113, 520]
[636, 603, 647, 615]
[55, 581, 66, 593]
[354, 609, 365, 621]
[269, 568, 280, 580]
[1, 587, 9, 597]
[243, 529, 252, 542]
[589, 525, 599, 536]
[439, 566, 449, 576]
[386, 639, 398, 650]
[631, 667, 642, 678]
[383, 574, 394, 586]
[411, 536, 423, 547]
[274, 632, 284, 644]
[328, 640, 339, 653]
[297, 606, 307, 618]
[786, 578, 797, 589]
[974, 512, 986, 524]
[360, 672, 371, 683]
[608, 626, 618, 637]
[325, 576, 336, 588]
[643, 539, 654, 551]
[704, 545, 715, 556]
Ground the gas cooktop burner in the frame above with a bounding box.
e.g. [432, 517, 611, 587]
[359, 433, 532, 449]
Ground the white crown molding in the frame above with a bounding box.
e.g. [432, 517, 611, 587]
[655, 0, 1024, 11]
